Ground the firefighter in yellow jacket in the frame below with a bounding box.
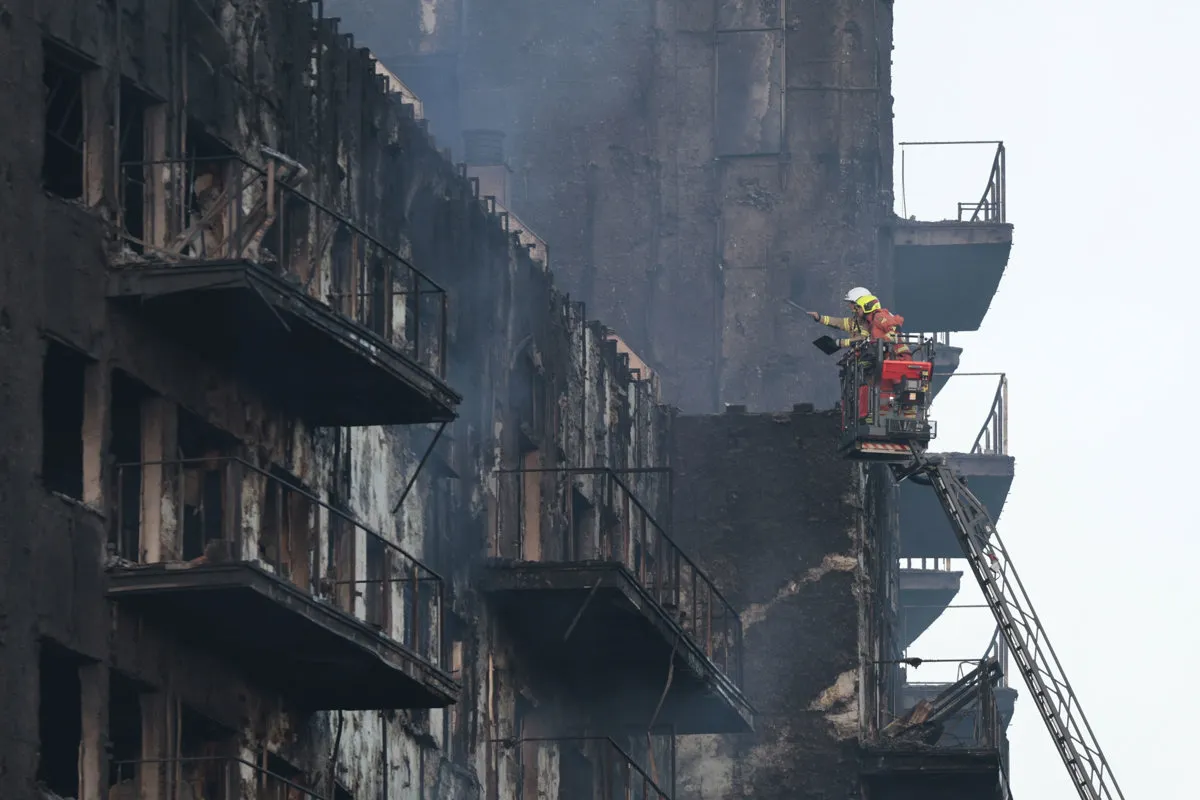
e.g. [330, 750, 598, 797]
[808, 287, 912, 360]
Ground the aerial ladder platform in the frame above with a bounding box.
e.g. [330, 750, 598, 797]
[833, 339, 1125, 800]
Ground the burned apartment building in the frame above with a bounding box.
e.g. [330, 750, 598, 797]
[0, 1, 754, 799]
[1, 2, 1023, 800]
[322, 0, 1020, 797]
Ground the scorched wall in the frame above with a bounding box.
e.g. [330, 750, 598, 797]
[325, 0, 897, 414]
[0, 1, 682, 798]
[668, 408, 899, 798]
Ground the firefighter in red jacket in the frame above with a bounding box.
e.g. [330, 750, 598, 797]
[809, 286, 912, 360]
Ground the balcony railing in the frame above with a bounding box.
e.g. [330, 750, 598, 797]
[493, 466, 743, 686]
[109, 756, 325, 800]
[899, 331, 951, 362]
[519, 737, 672, 800]
[109, 457, 443, 667]
[970, 373, 1008, 456]
[878, 658, 1005, 751]
[116, 150, 448, 378]
[898, 140, 1007, 223]
[901, 557, 953, 571]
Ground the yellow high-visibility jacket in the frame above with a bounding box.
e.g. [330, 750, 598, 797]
[816, 311, 911, 356]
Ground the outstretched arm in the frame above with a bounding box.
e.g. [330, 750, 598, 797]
[809, 312, 858, 332]
[813, 314, 865, 348]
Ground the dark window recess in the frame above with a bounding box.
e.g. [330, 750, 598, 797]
[365, 534, 389, 630]
[41, 41, 86, 199]
[570, 488, 594, 561]
[262, 752, 319, 797]
[179, 706, 234, 797]
[560, 744, 594, 798]
[330, 226, 354, 315]
[41, 341, 87, 499]
[514, 695, 534, 800]
[119, 81, 154, 248]
[110, 370, 150, 559]
[177, 409, 238, 560]
[107, 673, 143, 785]
[260, 467, 315, 590]
[37, 642, 82, 798]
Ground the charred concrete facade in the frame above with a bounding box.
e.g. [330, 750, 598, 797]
[0, 2, 751, 799]
[667, 410, 1012, 800]
[326, 0, 895, 414]
[669, 409, 870, 798]
[316, 0, 1019, 795]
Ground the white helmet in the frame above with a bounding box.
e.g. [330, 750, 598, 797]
[844, 286, 871, 304]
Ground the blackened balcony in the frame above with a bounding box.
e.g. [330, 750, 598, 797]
[109, 150, 459, 426]
[863, 658, 1010, 800]
[901, 374, 1015, 558]
[893, 141, 1013, 333]
[109, 756, 326, 800]
[106, 457, 457, 710]
[480, 468, 753, 734]
[520, 737, 673, 799]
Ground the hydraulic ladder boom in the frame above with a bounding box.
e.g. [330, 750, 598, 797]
[902, 453, 1125, 800]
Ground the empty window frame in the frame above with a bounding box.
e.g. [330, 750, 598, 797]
[37, 641, 83, 797]
[119, 80, 159, 248]
[41, 40, 91, 199]
[41, 340, 89, 498]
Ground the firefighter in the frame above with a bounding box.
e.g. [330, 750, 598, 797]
[808, 287, 912, 360]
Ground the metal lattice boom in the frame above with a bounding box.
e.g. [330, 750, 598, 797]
[909, 454, 1124, 800]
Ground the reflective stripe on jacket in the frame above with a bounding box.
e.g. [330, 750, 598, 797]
[817, 309, 911, 355]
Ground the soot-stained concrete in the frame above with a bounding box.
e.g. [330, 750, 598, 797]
[0, 2, 685, 798]
[668, 408, 866, 798]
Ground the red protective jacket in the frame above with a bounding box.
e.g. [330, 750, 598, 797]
[817, 308, 911, 358]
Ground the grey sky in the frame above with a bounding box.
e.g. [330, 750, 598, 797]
[892, 1, 1199, 796]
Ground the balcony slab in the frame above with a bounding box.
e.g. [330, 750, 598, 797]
[107, 561, 458, 710]
[107, 261, 460, 426]
[480, 560, 754, 735]
[861, 746, 1005, 800]
[898, 568, 962, 648]
[900, 453, 1014, 558]
[893, 221, 1013, 333]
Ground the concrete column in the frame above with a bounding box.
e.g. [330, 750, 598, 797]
[81, 64, 113, 210]
[139, 691, 178, 800]
[143, 104, 170, 250]
[81, 361, 109, 511]
[140, 397, 178, 563]
[79, 662, 111, 800]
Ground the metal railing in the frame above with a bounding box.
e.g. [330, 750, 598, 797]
[517, 737, 672, 800]
[899, 331, 951, 363]
[901, 557, 953, 571]
[116, 151, 448, 378]
[899, 673, 1003, 750]
[109, 756, 325, 800]
[493, 466, 743, 686]
[898, 140, 1007, 223]
[109, 457, 443, 667]
[878, 659, 1004, 751]
[970, 373, 1008, 456]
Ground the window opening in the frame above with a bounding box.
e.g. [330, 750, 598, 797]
[119, 80, 155, 249]
[41, 40, 87, 199]
[37, 641, 82, 797]
[177, 410, 237, 561]
[41, 340, 87, 498]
